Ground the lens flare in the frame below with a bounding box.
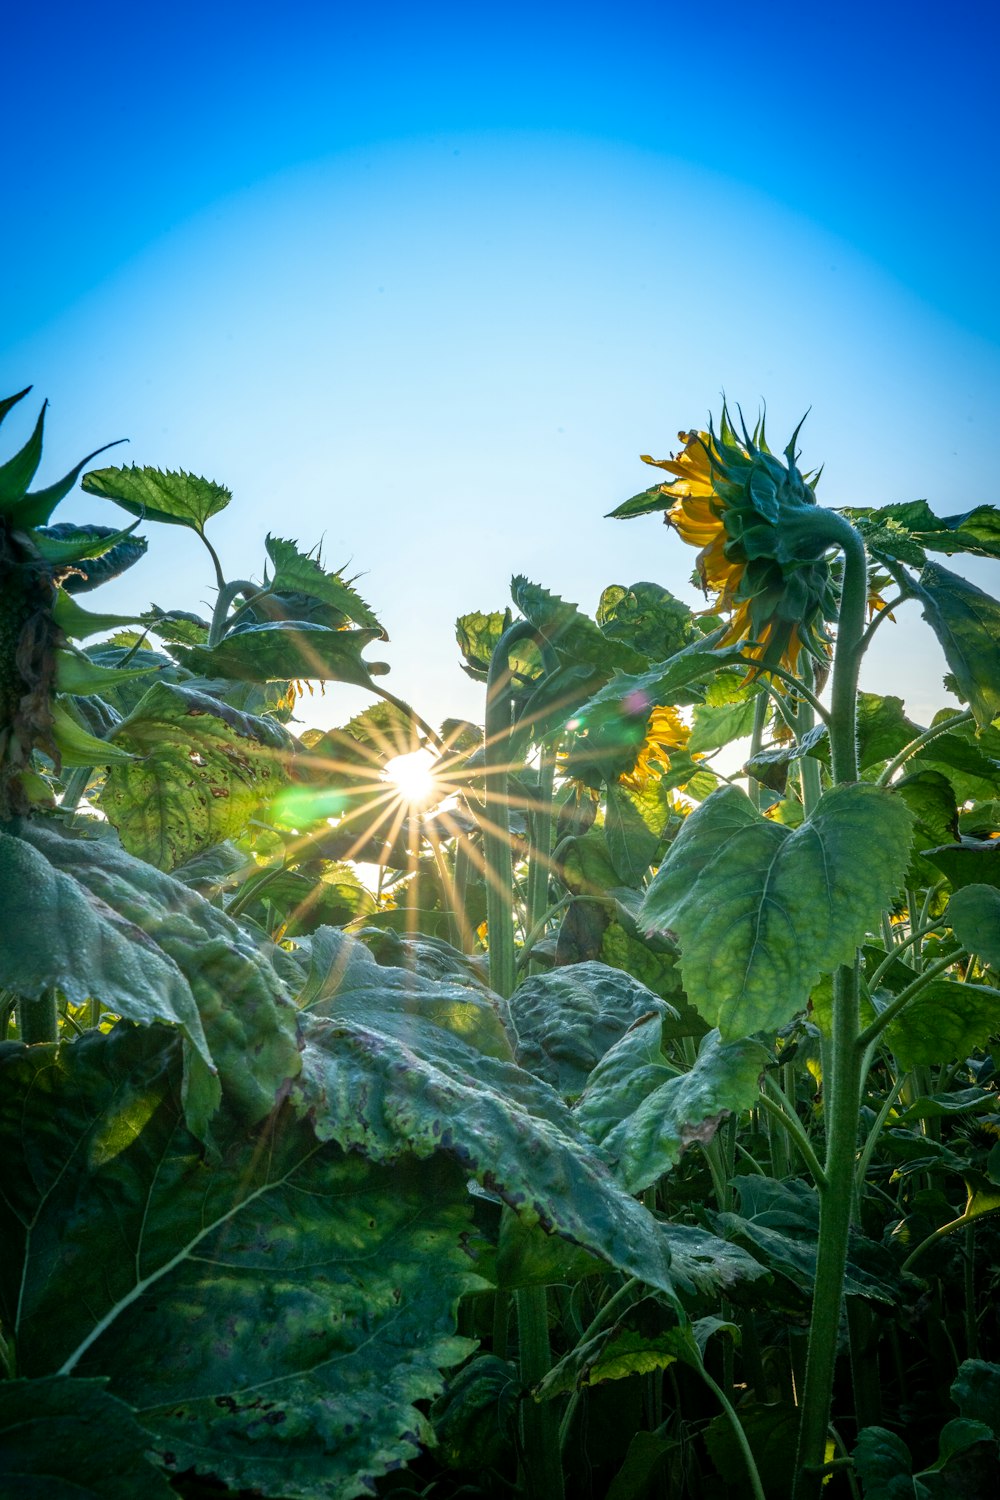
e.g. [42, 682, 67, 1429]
[382, 748, 439, 807]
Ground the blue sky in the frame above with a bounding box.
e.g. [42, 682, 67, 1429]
[4, 0, 999, 731]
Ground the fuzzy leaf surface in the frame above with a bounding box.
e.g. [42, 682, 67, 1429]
[948, 883, 1000, 968]
[0, 1027, 481, 1500]
[883, 978, 1000, 1069]
[639, 784, 914, 1038]
[508, 961, 671, 1099]
[12, 818, 300, 1130]
[100, 681, 291, 870]
[292, 933, 677, 1298]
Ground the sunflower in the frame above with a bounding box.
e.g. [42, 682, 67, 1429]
[619, 704, 690, 790]
[616, 409, 840, 675]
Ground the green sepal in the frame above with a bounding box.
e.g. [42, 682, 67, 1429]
[31, 515, 144, 566]
[54, 647, 159, 697]
[51, 589, 146, 640]
[0, 398, 46, 506]
[51, 698, 139, 766]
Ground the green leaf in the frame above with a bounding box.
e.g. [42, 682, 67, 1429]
[924, 840, 1000, 893]
[292, 935, 678, 1299]
[884, 979, 1000, 1069]
[912, 717, 1000, 803]
[538, 1313, 737, 1399]
[264, 534, 385, 634]
[910, 561, 1000, 727]
[688, 696, 760, 755]
[510, 576, 649, 673]
[508, 962, 671, 1100]
[82, 464, 231, 530]
[706, 1402, 803, 1500]
[856, 692, 926, 771]
[851, 1427, 919, 1500]
[12, 818, 300, 1131]
[604, 779, 675, 884]
[606, 482, 675, 520]
[714, 1178, 900, 1305]
[176, 621, 389, 687]
[952, 1359, 1000, 1439]
[455, 608, 542, 682]
[847, 499, 1000, 562]
[430, 1355, 520, 1471]
[31, 516, 144, 568]
[640, 783, 914, 1038]
[561, 631, 747, 779]
[948, 884, 1000, 966]
[576, 1018, 768, 1192]
[0, 1376, 174, 1499]
[0, 1026, 483, 1500]
[0, 823, 217, 1120]
[99, 681, 291, 870]
[596, 581, 699, 659]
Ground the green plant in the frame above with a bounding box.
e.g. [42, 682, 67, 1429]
[1, 388, 999, 1500]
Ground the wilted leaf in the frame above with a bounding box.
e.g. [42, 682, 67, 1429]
[508, 961, 671, 1099]
[577, 1018, 768, 1192]
[910, 561, 1000, 727]
[12, 818, 300, 1131]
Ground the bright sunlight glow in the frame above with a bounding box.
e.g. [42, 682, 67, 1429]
[382, 748, 440, 808]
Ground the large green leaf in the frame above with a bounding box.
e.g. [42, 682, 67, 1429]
[13, 818, 300, 1130]
[176, 621, 389, 687]
[604, 779, 675, 884]
[0, 1376, 174, 1499]
[0, 822, 217, 1124]
[910, 561, 1000, 727]
[0, 1027, 482, 1500]
[640, 784, 914, 1038]
[883, 978, 1000, 1068]
[912, 715, 1000, 803]
[99, 681, 291, 870]
[576, 1017, 768, 1192]
[948, 884, 1000, 967]
[264, 535, 385, 634]
[688, 696, 760, 755]
[924, 839, 1000, 893]
[510, 576, 649, 674]
[292, 934, 677, 1298]
[507, 961, 672, 1100]
[82, 464, 231, 530]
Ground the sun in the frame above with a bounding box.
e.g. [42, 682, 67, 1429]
[381, 748, 440, 808]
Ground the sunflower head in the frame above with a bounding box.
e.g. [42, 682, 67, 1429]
[629, 406, 838, 674]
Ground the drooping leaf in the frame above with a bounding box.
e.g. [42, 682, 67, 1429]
[576, 1018, 768, 1192]
[909, 561, 1000, 727]
[0, 1026, 483, 1500]
[508, 962, 672, 1100]
[0, 822, 217, 1124]
[82, 464, 231, 530]
[851, 1426, 920, 1500]
[924, 839, 1000, 893]
[640, 783, 914, 1038]
[176, 621, 389, 687]
[99, 681, 291, 870]
[714, 1178, 900, 1306]
[12, 818, 300, 1130]
[264, 534, 385, 634]
[948, 884, 1000, 967]
[292, 934, 678, 1298]
[510, 576, 649, 674]
[0, 1376, 174, 1499]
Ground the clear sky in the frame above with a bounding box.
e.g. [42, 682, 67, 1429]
[4, 0, 999, 734]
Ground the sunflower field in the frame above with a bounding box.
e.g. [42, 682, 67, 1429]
[2, 387, 1000, 1500]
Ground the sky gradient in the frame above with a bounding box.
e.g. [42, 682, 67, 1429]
[4, 0, 998, 732]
